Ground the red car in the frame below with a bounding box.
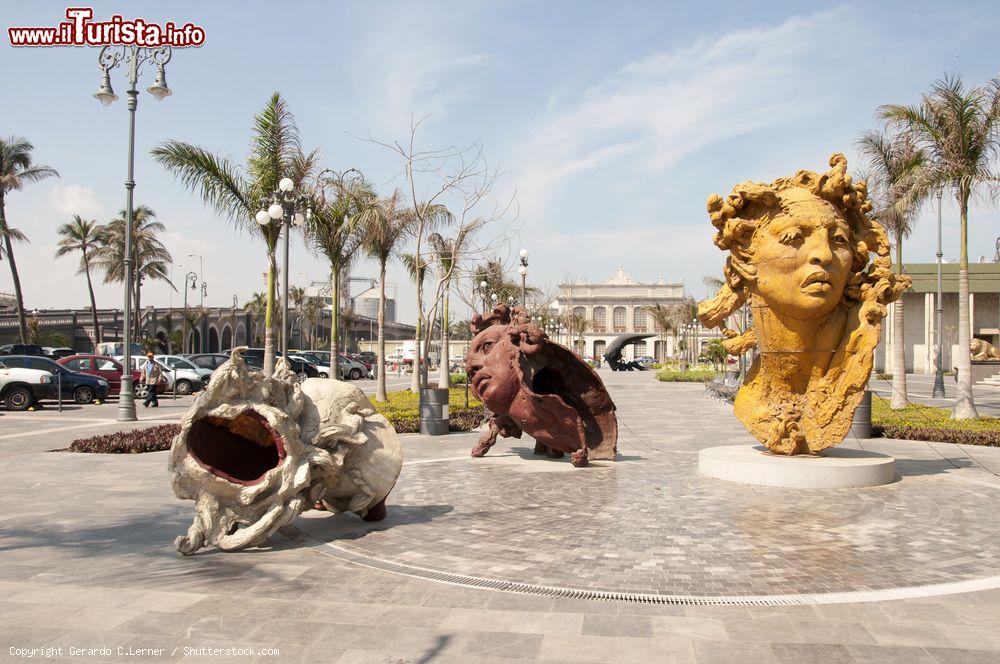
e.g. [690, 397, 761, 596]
[57, 354, 165, 396]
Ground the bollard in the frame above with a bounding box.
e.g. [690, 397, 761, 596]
[849, 389, 872, 439]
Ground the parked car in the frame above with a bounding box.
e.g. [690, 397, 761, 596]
[186, 353, 230, 371]
[230, 348, 319, 381]
[58, 354, 149, 397]
[119, 356, 200, 395]
[340, 354, 369, 380]
[0, 355, 109, 404]
[156, 355, 212, 388]
[635, 356, 657, 368]
[288, 352, 332, 378]
[43, 347, 76, 359]
[0, 358, 55, 410]
[358, 351, 377, 367]
[0, 343, 45, 357]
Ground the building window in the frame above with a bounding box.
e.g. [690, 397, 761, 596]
[594, 339, 606, 358]
[634, 341, 647, 356]
[574, 339, 585, 355]
[593, 307, 606, 332]
[613, 306, 626, 332]
[633, 308, 647, 332]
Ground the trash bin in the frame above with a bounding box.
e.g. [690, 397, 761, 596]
[849, 389, 872, 439]
[419, 387, 450, 436]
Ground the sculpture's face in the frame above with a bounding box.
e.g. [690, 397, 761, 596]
[466, 325, 521, 411]
[754, 188, 853, 320]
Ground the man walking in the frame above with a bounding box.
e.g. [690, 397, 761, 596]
[140, 352, 162, 408]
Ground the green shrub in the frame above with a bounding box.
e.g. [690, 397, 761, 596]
[450, 372, 468, 387]
[656, 368, 716, 382]
[872, 399, 1000, 446]
[69, 424, 180, 454]
[372, 387, 484, 433]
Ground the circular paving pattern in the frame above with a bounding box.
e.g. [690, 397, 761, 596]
[297, 443, 1000, 600]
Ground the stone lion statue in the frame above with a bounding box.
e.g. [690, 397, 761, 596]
[168, 348, 403, 555]
[465, 304, 617, 467]
[972, 338, 1000, 361]
[697, 154, 910, 455]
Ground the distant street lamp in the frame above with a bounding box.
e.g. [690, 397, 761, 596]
[478, 280, 488, 312]
[256, 177, 310, 358]
[187, 254, 204, 309]
[93, 43, 174, 422]
[518, 248, 529, 306]
[182, 272, 197, 354]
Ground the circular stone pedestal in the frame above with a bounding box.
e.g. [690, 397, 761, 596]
[698, 445, 896, 489]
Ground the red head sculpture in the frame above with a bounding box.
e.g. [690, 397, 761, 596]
[465, 304, 617, 467]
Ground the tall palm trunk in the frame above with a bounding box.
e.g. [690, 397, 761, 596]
[410, 316, 422, 392]
[330, 265, 340, 379]
[953, 191, 978, 419]
[0, 193, 28, 344]
[83, 251, 101, 346]
[263, 252, 277, 376]
[438, 288, 450, 388]
[890, 235, 908, 409]
[375, 263, 388, 402]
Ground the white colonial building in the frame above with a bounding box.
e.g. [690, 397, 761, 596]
[553, 266, 714, 362]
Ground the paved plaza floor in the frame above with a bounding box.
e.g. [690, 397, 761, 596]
[1, 372, 1000, 663]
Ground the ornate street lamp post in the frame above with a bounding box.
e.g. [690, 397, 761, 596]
[479, 280, 488, 312]
[182, 271, 197, 354]
[518, 248, 529, 306]
[255, 177, 310, 362]
[93, 44, 174, 422]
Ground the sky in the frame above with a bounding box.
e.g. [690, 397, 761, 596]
[2, 0, 999, 326]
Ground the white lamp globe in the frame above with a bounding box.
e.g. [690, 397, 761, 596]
[255, 210, 270, 225]
[518, 266, 527, 276]
[268, 202, 284, 220]
[278, 177, 294, 192]
[519, 248, 528, 259]
[480, 281, 487, 289]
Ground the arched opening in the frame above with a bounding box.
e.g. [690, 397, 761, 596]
[594, 339, 607, 359]
[634, 340, 647, 357]
[221, 325, 233, 351]
[633, 308, 647, 333]
[155, 331, 169, 354]
[190, 329, 202, 354]
[592, 307, 606, 333]
[612, 307, 626, 332]
[236, 322, 247, 346]
[208, 326, 220, 353]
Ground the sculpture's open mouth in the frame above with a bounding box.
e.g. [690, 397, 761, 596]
[188, 409, 287, 485]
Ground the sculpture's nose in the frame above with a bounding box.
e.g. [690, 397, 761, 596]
[807, 231, 834, 266]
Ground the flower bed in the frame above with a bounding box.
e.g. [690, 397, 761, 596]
[656, 368, 717, 382]
[372, 387, 484, 434]
[872, 399, 1000, 447]
[69, 424, 181, 454]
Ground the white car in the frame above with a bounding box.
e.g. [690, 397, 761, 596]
[118, 356, 206, 395]
[288, 354, 332, 379]
[0, 359, 55, 410]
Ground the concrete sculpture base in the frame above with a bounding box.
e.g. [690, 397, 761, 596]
[698, 445, 896, 489]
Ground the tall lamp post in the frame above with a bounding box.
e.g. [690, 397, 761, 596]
[518, 249, 529, 306]
[93, 44, 174, 422]
[187, 254, 204, 309]
[182, 272, 197, 354]
[479, 280, 488, 313]
[255, 177, 310, 360]
[932, 191, 946, 398]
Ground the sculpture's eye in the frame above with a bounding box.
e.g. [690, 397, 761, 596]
[481, 341, 494, 353]
[777, 227, 803, 245]
[831, 230, 849, 245]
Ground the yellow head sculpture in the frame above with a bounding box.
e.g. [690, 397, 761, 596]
[698, 154, 910, 455]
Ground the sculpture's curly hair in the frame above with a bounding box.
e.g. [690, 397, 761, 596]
[470, 304, 547, 355]
[698, 153, 906, 336]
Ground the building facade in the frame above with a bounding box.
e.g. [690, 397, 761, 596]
[876, 262, 1000, 373]
[554, 267, 713, 362]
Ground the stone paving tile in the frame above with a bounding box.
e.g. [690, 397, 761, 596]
[770, 642, 856, 663]
[924, 647, 1000, 664]
[580, 612, 653, 637]
[847, 644, 937, 663]
[461, 631, 545, 660]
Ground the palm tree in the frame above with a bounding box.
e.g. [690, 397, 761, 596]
[55, 216, 105, 347]
[857, 129, 925, 409]
[244, 292, 267, 346]
[0, 136, 59, 343]
[358, 190, 412, 402]
[472, 260, 525, 307]
[305, 171, 372, 377]
[94, 205, 173, 338]
[880, 74, 1000, 419]
[152, 92, 315, 375]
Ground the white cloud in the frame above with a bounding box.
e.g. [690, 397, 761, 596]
[48, 184, 103, 217]
[509, 10, 858, 218]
